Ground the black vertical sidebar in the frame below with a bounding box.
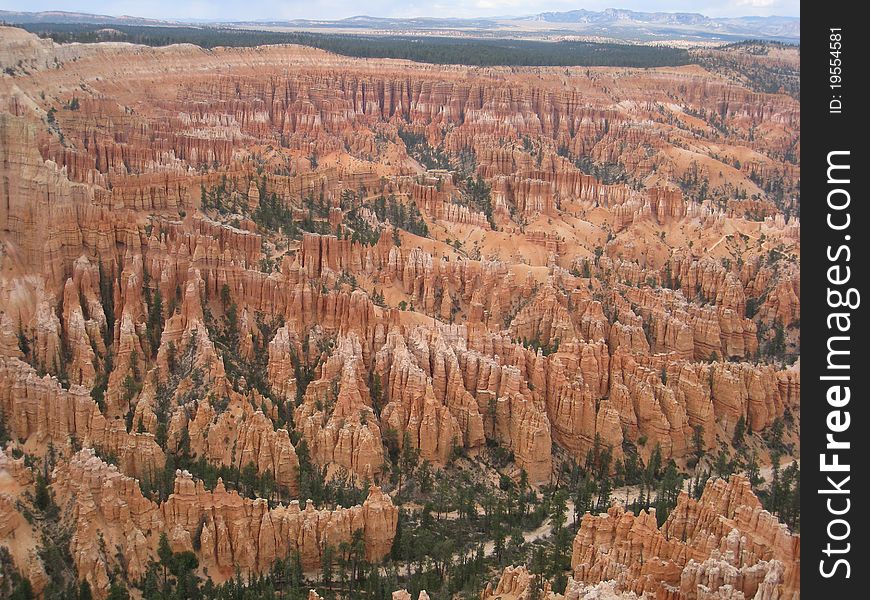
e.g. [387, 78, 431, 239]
[802, 4, 866, 597]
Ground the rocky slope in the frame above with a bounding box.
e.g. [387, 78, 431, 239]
[571, 476, 799, 599]
[50, 449, 397, 595]
[0, 27, 799, 598]
[481, 476, 798, 600]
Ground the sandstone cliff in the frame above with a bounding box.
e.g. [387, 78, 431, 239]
[570, 476, 799, 600]
[0, 25, 799, 597]
[51, 449, 397, 597]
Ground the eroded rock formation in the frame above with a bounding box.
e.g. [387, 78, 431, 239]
[0, 25, 799, 597]
[52, 449, 397, 596]
[570, 476, 799, 600]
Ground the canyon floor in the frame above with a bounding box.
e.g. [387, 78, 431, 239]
[0, 26, 799, 600]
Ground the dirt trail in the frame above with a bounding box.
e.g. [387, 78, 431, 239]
[707, 233, 731, 252]
[479, 500, 577, 557]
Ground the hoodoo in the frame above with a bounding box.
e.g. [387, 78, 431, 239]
[0, 20, 799, 600]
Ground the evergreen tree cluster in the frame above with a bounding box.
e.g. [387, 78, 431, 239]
[24, 24, 692, 68]
[342, 191, 429, 245]
[397, 129, 452, 171]
[458, 175, 496, 229]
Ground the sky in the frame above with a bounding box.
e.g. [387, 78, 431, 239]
[0, 0, 801, 21]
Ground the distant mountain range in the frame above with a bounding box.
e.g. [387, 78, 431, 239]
[0, 8, 800, 43]
[525, 9, 799, 40]
[0, 10, 165, 26]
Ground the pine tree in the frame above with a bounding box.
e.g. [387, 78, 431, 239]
[146, 289, 164, 358]
[34, 471, 51, 512]
[157, 532, 173, 589]
[746, 450, 764, 489]
[733, 415, 747, 447]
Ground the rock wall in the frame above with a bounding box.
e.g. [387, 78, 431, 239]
[570, 476, 799, 600]
[0, 26, 800, 596]
[51, 449, 398, 598]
